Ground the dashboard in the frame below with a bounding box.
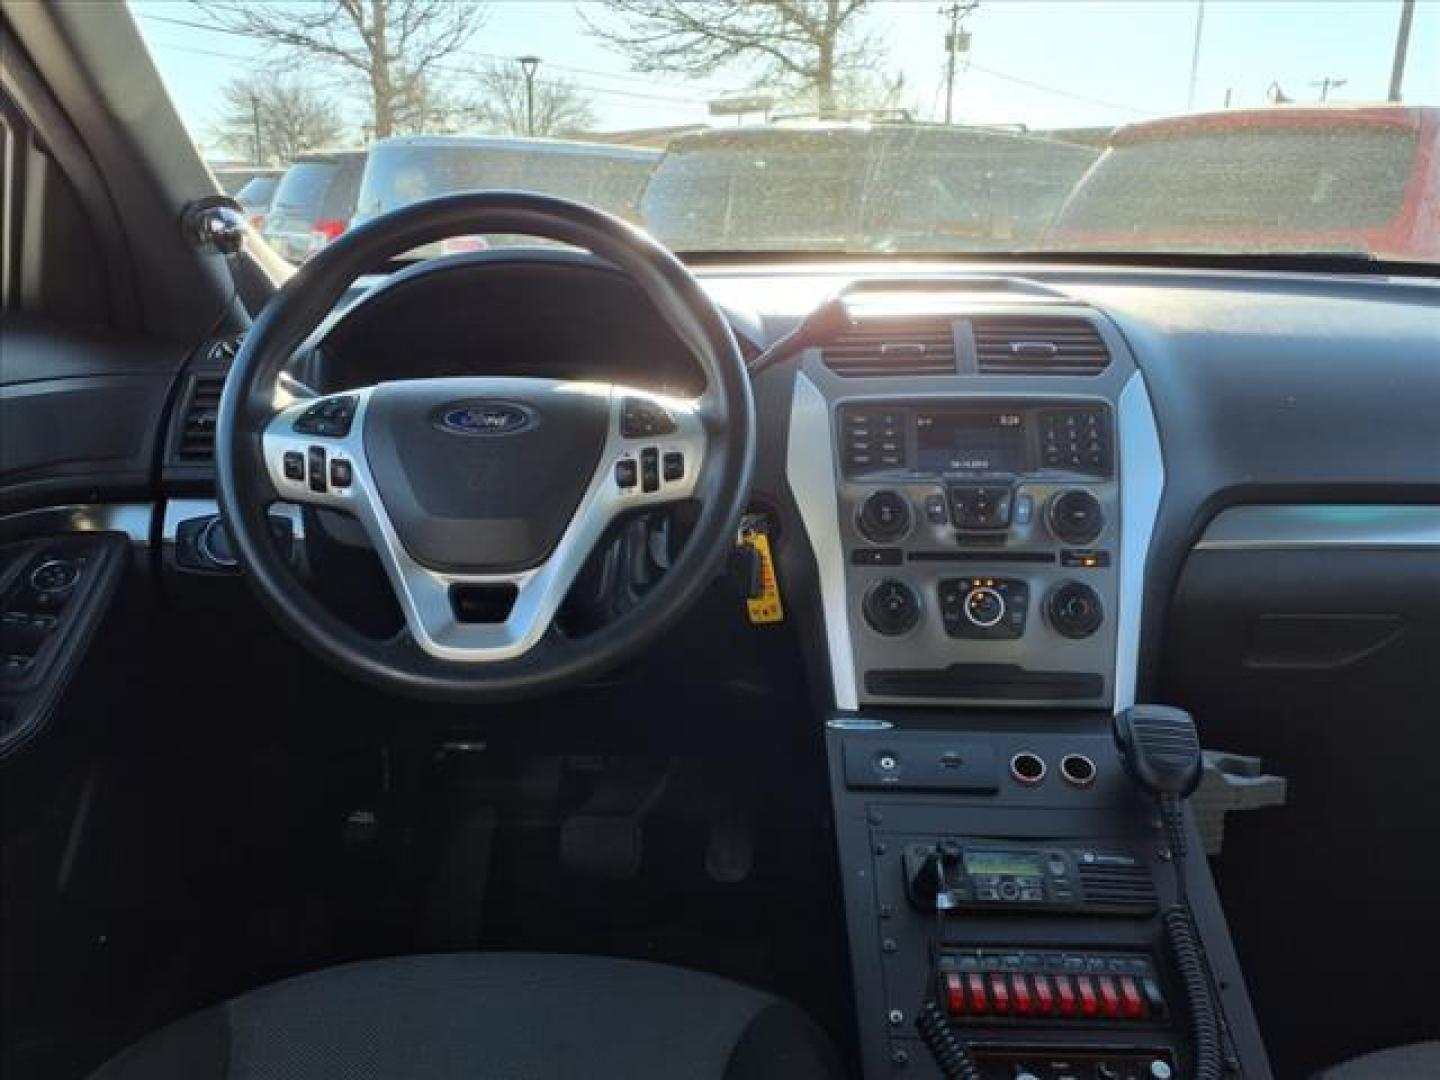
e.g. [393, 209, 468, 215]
[5, 253, 1440, 1079]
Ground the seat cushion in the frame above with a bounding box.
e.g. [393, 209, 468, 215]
[1315, 1042, 1440, 1079]
[90, 952, 843, 1080]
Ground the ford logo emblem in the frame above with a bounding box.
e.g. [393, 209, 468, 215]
[435, 401, 536, 436]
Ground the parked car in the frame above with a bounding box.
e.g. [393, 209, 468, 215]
[1046, 105, 1440, 260]
[233, 172, 283, 232]
[262, 150, 367, 264]
[352, 135, 659, 254]
[212, 164, 282, 196]
[639, 122, 1099, 252]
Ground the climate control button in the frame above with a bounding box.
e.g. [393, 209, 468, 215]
[863, 579, 920, 636]
[1046, 581, 1105, 639]
[1047, 489, 1104, 545]
[857, 490, 912, 543]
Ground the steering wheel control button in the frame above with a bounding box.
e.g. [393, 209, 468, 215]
[662, 451, 685, 482]
[620, 397, 677, 438]
[293, 395, 357, 437]
[862, 579, 920, 636]
[939, 578, 1028, 639]
[1047, 489, 1105, 545]
[948, 484, 1013, 530]
[282, 451, 305, 481]
[29, 559, 81, 594]
[640, 447, 660, 492]
[329, 458, 353, 488]
[857, 490, 912, 543]
[615, 458, 638, 489]
[307, 446, 328, 493]
[1046, 580, 1105, 639]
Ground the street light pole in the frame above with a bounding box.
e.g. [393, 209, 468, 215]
[250, 92, 263, 164]
[1389, 0, 1415, 102]
[517, 55, 540, 137]
[1309, 75, 1347, 102]
[1186, 0, 1206, 111]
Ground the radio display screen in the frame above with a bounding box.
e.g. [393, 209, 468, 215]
[964, 849, 1046, 878]
[915, 410, 1026, 472]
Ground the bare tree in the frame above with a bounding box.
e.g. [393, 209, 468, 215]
[586, 0, 885, 116]
[214, 74, 345, 163]
[197, 0, 486, 138]
[465, 62, 598, 138]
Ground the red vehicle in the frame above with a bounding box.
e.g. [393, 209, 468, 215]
[1047, 105, 1440, 261]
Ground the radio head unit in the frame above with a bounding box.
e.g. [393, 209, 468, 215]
[841, 401, 1112, 479]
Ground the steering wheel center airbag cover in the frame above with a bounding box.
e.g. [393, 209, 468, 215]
[363, 380, 610, 573]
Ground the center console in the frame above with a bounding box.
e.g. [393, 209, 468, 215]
[838, 397, 1119, 708]
[825, 718, 1268, 1079]
[782, 284, 1270, 1078]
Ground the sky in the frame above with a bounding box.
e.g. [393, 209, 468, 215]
[130, 0, 1440, 157]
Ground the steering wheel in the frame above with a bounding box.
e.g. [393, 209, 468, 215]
[215, 193, 755, 703]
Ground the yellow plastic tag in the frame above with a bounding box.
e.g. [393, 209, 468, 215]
[742, 531, 784, 625]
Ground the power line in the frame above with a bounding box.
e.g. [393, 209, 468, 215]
[137, 11, 732, 98]
[961, 59, 1160, 118]
[143, 36, 710, 109]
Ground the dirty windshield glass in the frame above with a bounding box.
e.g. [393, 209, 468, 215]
[134, 0, 1439, 263]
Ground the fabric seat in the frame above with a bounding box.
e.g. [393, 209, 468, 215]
[90, 952, 843, 1080]
[1314, 1042, 1440, 1079]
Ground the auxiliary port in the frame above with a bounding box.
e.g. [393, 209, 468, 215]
[1060, 753, 1097, 787]
[1009, 751, 1046, 786]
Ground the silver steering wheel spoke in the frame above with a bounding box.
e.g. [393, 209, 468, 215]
[261, 378, 710, 663]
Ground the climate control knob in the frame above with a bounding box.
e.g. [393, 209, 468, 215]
[1046, 580, 1104, 639]
[857, 490, 912, 543]
[963, 586, 1006, 628]
[863, 579, 920, 636]
[1047, 489, 1104, 545]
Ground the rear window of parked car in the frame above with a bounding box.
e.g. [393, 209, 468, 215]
[1055, 127, 1420, 235]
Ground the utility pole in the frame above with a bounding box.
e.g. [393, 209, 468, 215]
[249, 92, 263, 164]
[1186, 0, 1206, 111]
[939, 2, 976, 126]
[1389, 0, 1415, 102]
[1309, 76, 1347, 102]
[517, 55, 540, 137]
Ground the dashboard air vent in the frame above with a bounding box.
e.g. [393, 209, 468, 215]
[973, 317, 1109, 375]
[821, 320, 957, 377]
[175, 374, 226, 462]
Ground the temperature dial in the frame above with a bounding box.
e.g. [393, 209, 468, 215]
[1046, 580, 1104, 639]
[863, 579, 920, 636]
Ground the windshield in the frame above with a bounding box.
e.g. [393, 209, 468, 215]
[134, 0, 1439, 264]
[1052, 124, 1423, 253]
[355, 140, 657, 224]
